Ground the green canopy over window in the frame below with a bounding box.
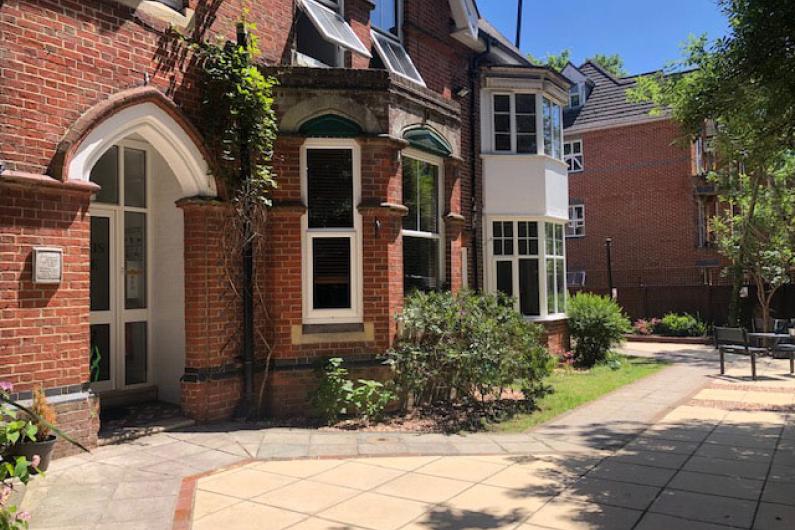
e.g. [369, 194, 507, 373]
[403, 127, 452, 157]
[299, 114, 363, 137]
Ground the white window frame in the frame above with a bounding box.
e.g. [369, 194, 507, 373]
[370, 0, 426, 87]
[486, 91, 564, 161]
[567, 204, 585, 238]
[544, 222, 567, 316]
[301, 138, 363, 324]
[543, 97, 563, 160]
[401, 148, 446, 291]
[568, 83, 584, 108]
[485, 216, 567, 320]
[294, 0, 349, 68]
[564, 139, 584, 172]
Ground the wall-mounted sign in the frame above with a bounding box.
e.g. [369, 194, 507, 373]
[32, 247, 63, 284]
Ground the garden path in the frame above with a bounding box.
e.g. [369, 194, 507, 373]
[21, 344, 795, 529]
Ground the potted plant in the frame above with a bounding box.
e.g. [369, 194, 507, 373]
[6, 387, 58, 472]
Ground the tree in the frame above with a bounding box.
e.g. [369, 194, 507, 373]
[711, 154, 795, 330]
[589, 53, 627, 77]
[628, 0, 795, 327]
[528, 49, 627, 77]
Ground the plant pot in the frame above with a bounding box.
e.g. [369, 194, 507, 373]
[5, 435, 57, 473]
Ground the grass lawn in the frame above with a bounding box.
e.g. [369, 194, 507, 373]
[492, 356, 669, 433]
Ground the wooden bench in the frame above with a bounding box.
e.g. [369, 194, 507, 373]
[713, 327, 768, 380]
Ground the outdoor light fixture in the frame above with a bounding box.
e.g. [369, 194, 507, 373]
[454, 87, 471, 98]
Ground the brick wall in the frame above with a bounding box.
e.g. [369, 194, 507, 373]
[0, 184, 91, 391]
[565, 119, 723, 292]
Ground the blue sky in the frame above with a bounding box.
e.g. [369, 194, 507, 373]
[477, 0, 730, 75]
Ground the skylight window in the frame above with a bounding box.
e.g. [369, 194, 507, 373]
[298, 0, 370, 58]
[371, 30, 425, 86]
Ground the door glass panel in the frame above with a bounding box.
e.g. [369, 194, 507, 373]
[124, 148, 147, 208]
[125, 321, 147, 385]
[496, 261, 513, 298]
[519, 259, 540, 316]
[90, 146, 119, 204]
[89, 324, 111, 383]
[312, 237, 351, 309]
[90, 217, 110, 311]
[547, 258, 556, 314]
[124, 212, 147, 309]
[556, 258, 566, 313]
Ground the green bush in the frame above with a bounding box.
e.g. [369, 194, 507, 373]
[387, 290, 552, 409]
[568, 293, 631, 367]
[655, 313, 708, 337]
[309, 358, 395, 424]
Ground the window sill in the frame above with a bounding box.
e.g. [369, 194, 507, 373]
[481, 153, 568, 167]
[525, 314, 568, 323]
[116, 1, 194, 31]
[291, 322, 374, 345]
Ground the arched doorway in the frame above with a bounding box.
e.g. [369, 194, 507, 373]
[69, 100, 215, 406]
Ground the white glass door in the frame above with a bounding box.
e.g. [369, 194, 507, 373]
[89, 142, 151, 392]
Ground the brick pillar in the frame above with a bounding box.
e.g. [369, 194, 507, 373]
[177, 198, 243, 422]
[445, 157, 465, 293]
[359, 137, 408, 349]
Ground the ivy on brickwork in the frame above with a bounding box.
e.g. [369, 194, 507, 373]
[186, 18, 278, 206]
[180, 17, 279, 416]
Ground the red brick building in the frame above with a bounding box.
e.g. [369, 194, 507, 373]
[0, 0, 570, 453]
[561, 62, 726, 321]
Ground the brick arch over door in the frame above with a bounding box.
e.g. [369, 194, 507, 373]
[52, 86, 217, 199]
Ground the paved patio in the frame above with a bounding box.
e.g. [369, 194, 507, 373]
[20, 345, 795, 529]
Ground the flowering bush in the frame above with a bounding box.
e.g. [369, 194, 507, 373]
[1, 382, 35, 530]
[1, 382, 87, 529]
[632, 318, 661, 335]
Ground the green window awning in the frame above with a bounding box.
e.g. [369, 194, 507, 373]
[299, 114, 363, 137]
[403, 127, 452, 157]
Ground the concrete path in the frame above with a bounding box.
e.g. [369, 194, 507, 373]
[20, 344, 795, 529]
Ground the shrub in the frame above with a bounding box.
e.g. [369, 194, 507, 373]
[309, 358, 395, 424]
[568, 293, 631, 367]
[632, 318, 660, 335]
[655, 313, 708, 337]
[387, 290, 552, 409]
[23, 387, 57, 441]
[310, 358, 353, 424]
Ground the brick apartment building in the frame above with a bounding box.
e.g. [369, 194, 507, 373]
[0, 0, 570, 453]
[561, 61, 727, 321]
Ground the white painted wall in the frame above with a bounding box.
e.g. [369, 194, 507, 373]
[482, 155, 569, 221]
[150, 150, 186, 404]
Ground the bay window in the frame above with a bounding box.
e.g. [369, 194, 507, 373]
[491, 93, 538, 154]
[488, 219, 567, 318]
[302, 140, 362, 323]
[545, 223, 566, 315]
[543, 97, 562, 159]
[402, 152, 443, 293]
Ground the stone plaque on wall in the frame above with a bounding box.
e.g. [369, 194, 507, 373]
[32, 247, 63, 284]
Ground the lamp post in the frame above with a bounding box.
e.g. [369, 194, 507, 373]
[605, 237, 615, 299]
[515, 0, 524, 48]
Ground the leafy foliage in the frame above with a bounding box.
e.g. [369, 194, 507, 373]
[527, 49, 627, 77]
[628, 0, 795, 326]
[655, 313, 708, 337]
[567, 293, 631, 367]
[310, 359, 395, 424]
[190, 20, 278, 204]
[387, 290, 552, 409]
[1, 382, 85, 529]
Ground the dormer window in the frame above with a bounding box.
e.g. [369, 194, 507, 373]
[295, 0, 370, 68]
[569, 83, 584, 108]
[370, 0, 425, 86]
